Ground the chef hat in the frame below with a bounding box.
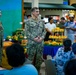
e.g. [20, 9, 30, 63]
[69, 14, 74, 17]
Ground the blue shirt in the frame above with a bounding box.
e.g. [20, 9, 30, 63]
[64, 21, 76, 34]
[4, 64, 38, 75]
[0, 70, 9, 75]
[55, 47, 75, 75]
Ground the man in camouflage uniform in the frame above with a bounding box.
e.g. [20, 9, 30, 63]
[25, 7, 46, 71]
[0, 22, 3, 66]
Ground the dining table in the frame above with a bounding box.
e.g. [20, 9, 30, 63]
[43, 45, 62, 59]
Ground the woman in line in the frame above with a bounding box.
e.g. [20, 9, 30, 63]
[55, 38, 75, 75]
[5, 43, 38, 75]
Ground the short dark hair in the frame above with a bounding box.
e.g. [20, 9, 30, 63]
[6, 43, 26, 67]
[63, 38, 72, 52]
[48, 17, 53, 22]
[31, 7, 39, 12]
[64, 59, 76, 75]
[61, 17, 65, 20]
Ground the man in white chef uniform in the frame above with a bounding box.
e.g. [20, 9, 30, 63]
[64, 15, 76, 43]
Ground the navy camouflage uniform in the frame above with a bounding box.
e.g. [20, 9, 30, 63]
[0, 22, 3, 66]
[25, 18, 46, 70]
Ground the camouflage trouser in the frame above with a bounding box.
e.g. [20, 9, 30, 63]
[0, 47, 2, 65]
[27, 42, 44, 71]
[0, 23, 3, 66]
[0, 36, 3, 66]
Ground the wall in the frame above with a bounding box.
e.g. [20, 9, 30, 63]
[40, 10, 62, 17]
[24, 0, 63, 4]
[70, 0, 76, 5]
[39, 0, 63, 4]
[24, 0, 63, 20]
[25, 9, 62, 18]
[70, 0, 76, 20]
[0, 0, 22, 38]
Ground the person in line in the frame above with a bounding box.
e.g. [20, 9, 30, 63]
[54, 38, 75, 75]
[25, 7, 46, 71]
[72, 42, 76, 57]
[44, 17, 56, 41]
[64, 59, 76, 75]
[5, 43, 38, 75]
[64, 16, 76, 43]
[57, 17, 67, 36]
[57, 17, 66, 28]
[0, 22, 3, 66]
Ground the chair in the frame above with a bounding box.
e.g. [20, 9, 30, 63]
[40, 62, 46, 75]
[44, 59, 56, 75]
